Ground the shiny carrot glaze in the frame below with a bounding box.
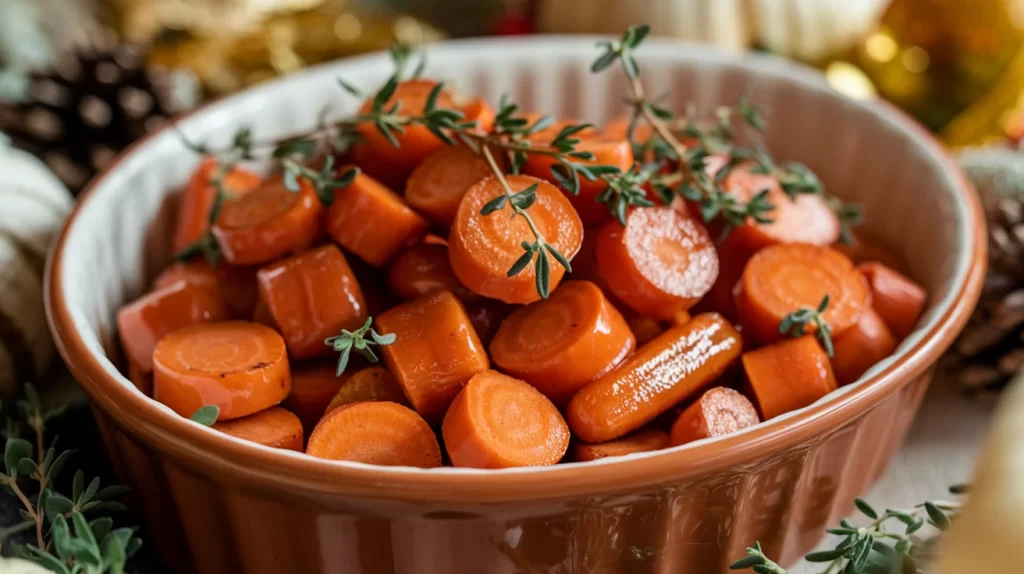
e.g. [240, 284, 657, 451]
[742, 335, 838, 420]
[213, 407, 304, 451]
[669, 387, 759, 446]
[283, 362, 345, 430]
[405, 145, 496, 227]
[171, 158, 261, 255]
[574, 429, 669, 462]
[831, 307, 897, 386]
[858, 261, 927, 340]
[387, 243, 479, 303]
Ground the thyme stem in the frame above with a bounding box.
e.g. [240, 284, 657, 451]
[482, 144, 547, 243]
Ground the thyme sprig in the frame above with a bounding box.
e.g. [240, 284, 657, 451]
[189, 405, 220, 427]
[324, 317, 397, 377]
[779, 295, 835, 357]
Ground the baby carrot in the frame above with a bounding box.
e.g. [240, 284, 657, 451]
[742, 335, 838, 420]
[736, 243, 870, 345]
[574, 429, 669, 462]
[669, 387, 759, 446]
[387, 243, 479, 303]
[376, 291, 489, 423]
[323, 365, 408, 414]
[152, 321, 291, 420]
[834, 230, 908, 274]
[442, 370, 570, 469]
[283, 362, 346, 430]
[595, 206, 719, 321]
[171, 158, 261, 255]
[306, 401, 441, 468]
[405, 145, 496, 227]
[567, 313, 742, 443]
[152, 260, 219, 292]
[449, 174, 583, 304]
[213, 407, 304, 451]
[858, 261, 927, 340]
[257, 245, 367, 360]
[831, 308, 898, 386]
[490, 280, 636, 404]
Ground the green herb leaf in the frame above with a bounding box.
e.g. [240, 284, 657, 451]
[5, 438, 31, 477]
[854, 497, 878, 519]
[925, 501, 951, 531]
[535, 248, 552, 299]
[507, 246, 534, 278]
[544, 244, 573, 273]
[324, 317, 396, 376]
[189, 406, 220, 427]
[337, 78, 363, 97]
[481, 194, 508, 215]
[510, 183, 539, 210]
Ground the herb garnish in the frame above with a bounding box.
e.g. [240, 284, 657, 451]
[778, 295, 835, 357]
[324, 317, 397, 377]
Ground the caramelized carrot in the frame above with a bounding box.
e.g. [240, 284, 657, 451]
[831, 308, 898, 386]
[387, 243, 479, 303]
[324, 365, 408, 413]
[442, 370, 570, 468]
[490, 281, 636, 404]
[601, 115, 653, 144]
[152, 260, 218, 292]
[460, 98, 496, 133]
[405, 145, 496, 227]
[252, 299, 276, 328]
[116, 280, 230, 373]
[692, 237, 747, 321]
[595, 206, 719, 321]
[627, 316, 664, 346]
[126, 359, 152, 395]
[858, 262, 927, 340]
[742, 335, 838, 420]
[449, 174, 583, 304]
[213, 407, 304, 450]
[376, 291, 489, 422]
[283, 362, 345, 430]
[212, 175, 323, 266]
[574, 429, 669, 462]
[736, 243, 870, 345]
[325, 169, 430, 266]
[567, 313, 742, 443]
[171, 158, 261, 255]
[670, 310, 692, 327]
[464, 302, 510, 347]
[834, 230, 908, 273]
[669, 387, 759, 446]
[215, 263, 262, 319]
[152, 321, 291, 420]
[257, 245, 367, 359]
[306, 401, 441, 468]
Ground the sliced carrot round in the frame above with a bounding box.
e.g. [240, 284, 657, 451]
[152, 260, 219, 292]
[834, 230, 908, 273]
[152, 321, 291, 420]
[460, 98, 496, 133]
[283, 362, 346, 430]
[831, 308, 897, 386]
[742, 335, 837, 420]
[736, 243, 870, 345]
[601, 115, 653, 144]
[324, 365, 408, 414]
[669, 387, 759, 446]
[387, 243, 479, 303]
[490, 280, 635, 404]
[213, 407, 304, 450]
[449, 174, 583, 304]
[172, 159, 261, 255]
[306, 401, 441, 468]
[442, 370, 570, 469]
[574, 429, 668, 462]
[858, 261, 927, 340]
[405, 145, 496, 227]
[595, 206, 719, 321]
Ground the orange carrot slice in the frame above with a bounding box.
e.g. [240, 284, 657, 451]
[442, 370, 570, 468]
[574, 429, 669, 462]
[601, 115, 653, 144]
[152, 260, 219, 292]
[834, 230, 908, 274]
[831, 308, 898, 386]
[405, 145, 496, 227]
[213, 407, 304, 450]
[306, 401, 441, 468]
[323, 365, 408, 414]
[669, 387, 759, 446]
[387, 243, 479, 303]
[691, 237, 747, 322]
[742, 335, 838, 420]
[460, 98, 496, 133]
[858, 261, 927, 340]
[171, 159, 261, 255]
[283, 362, 346, 430]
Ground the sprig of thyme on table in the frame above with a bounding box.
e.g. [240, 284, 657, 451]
[779, 295, 835, 356]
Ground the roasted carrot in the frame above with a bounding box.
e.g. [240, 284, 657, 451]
[442, 370, 570, 468]
[692, 237, 747, 321]
[627, 315, 664, 346]
[283, 362, 346, 430]
[449, 174, 583, 304]
[574, 429, 669, 462]
[323, 365, 408, 414]
[742, 335, 838, 420]
[152, 321, 291, 420]
[152, 260, 219, 292]
[306, 401, 441, 468]
[252, 299, 276, 328]
[213, 407, 304, 451]
[736, 243, 870, 345]
[601, 115, 653, 144]
[490, 281, 636, 404]
[834, 230, 908, 273]
[171, 158, 261, 255]
[257, 244, 367, 360]
[126, 359, 152, 395]
[387, 243, 479, 303]
[858, 261, 927, 340]
[405, 145, 496, 227]
[460, 98, 496, 133]
[567, 313, 742, 443]
[595, 206, 719, 321]
[211, 175, 323, 266]
[669, 387, 759, 446]
[376, 291, 489, 423]
[325, 169, 430, 267]
[831, 308, 898, 386]
[463, 302, 510, 347]
[116, 280, 230, 373]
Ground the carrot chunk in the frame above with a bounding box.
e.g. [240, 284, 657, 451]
[692, 237, 747, 321]
[521, 114, 596, 145]
[595, 206, 718, 321]
[325, 169, 429, 267]
[669, 387, 759, 446]
[574, 429, 669, 462]
[834, 230, 908, 274]
[460, 98, 496, 133]
[601, 115, 653, 144]
[858, 261, 927, 340]
[463, 302, 510, 347]
[490, 281, 635, 404]
[626, 315, 664, 346]
[152, 260, 219, 292]
[213, 407, 304, 450]
[214, 263, 262, 319]
[171, 158, 261, 255]
[323, 365, 408, 414]
[449, 174, 583, 304]
[376, 291, 489, 422]
[736, 243, 870, 345]
[442, 370, 570, 468]
[257, 245, 367, 360]
[306, 401, 441, 468]
[387, 243, 479, 303]
[283, 362, 345, 430]
[742, 335, 838, 420]
[831, 308, 898, 385]
[567, 313, 742, 443]
[405, 145, 495, 227]
[252, 299, 276, 328]
[117, 280, 230, 373]
[152, 321, 291, 420]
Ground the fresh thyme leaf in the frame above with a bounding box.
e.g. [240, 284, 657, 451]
[337, 78, 363, 97]
[854, 498, 879, 520]
[778, 295, 835, 357]
[272, 137, 317, 161]
[481, 194, 508, 215]
[591, 49, 618, 74]
[324, 317, 396, 376]
[544, 244, 573, 273]
[510, 183, 539, 210]
[507, 245, 534, 278]
[535, 249, 552, 299]
[189, 405, 219, 426]
[526, 115, 555, 135]
[424, 82, 444, 112]
[924, 502, 951, 531]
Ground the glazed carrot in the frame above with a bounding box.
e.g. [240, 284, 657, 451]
[668, 387, 759, 446]
[442, 370, 570, 468]
[252, 299, 276, 328]
[692, 237, 747, 321]
[171, 158, 261, 255]
[521, 114, 597, 145]
[283, 362, 346, 430]
[742, 335, 838, 420]
[490, 281, 636, 404]
[831, 308, 898, 386]
[213, 407, 304, 451]
[325, 169, 430, 267]
[627, 316, 664, 346]
[858, 261, 927, 340]
[323, 365, 408, 414]
[464, 302, 510, 347]
[152, 260, 218, 292]
[449, 174, 583, 304]
[574, 429, 669, 462]
[834, 230, 908, 273]
[405, 145, 496, 227]
[595, 206, 719, 321]
[211, 175, 323, 266]
[601, 115, 653, 144]
[460, 98, 496, 133]
[126, 359, 152, 395]
[257, 245, 367, 360]
[306, 401, 441, 468]
[736, 243, 870, 345]
[387, 243, 479, 303]
[214, 263, 262, 319]
[152, 321, 291, 420]
[376, 291, 489, 423]
[116, 280, 230, 373]
[567, 313, 742, 443]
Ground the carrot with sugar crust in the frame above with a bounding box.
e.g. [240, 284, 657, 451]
[669, 387, 759, 446]
[306, 401, 441, 468]
[171, 158, 261, 255]
[213, 407, 304, 450]
[742, 335, 838, 420]
[574, 429, 669, 462]
[858, 261, 927, 340]
[830, 307, 898, 386]
[323, 365, 408, 414]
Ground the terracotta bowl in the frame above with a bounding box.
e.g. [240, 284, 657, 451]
[46, 37, 985, 574]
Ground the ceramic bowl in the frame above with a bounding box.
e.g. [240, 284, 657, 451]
[46, 37, 985, 574]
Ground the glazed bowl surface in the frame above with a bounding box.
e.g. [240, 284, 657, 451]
[46, 37, 984, 574]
